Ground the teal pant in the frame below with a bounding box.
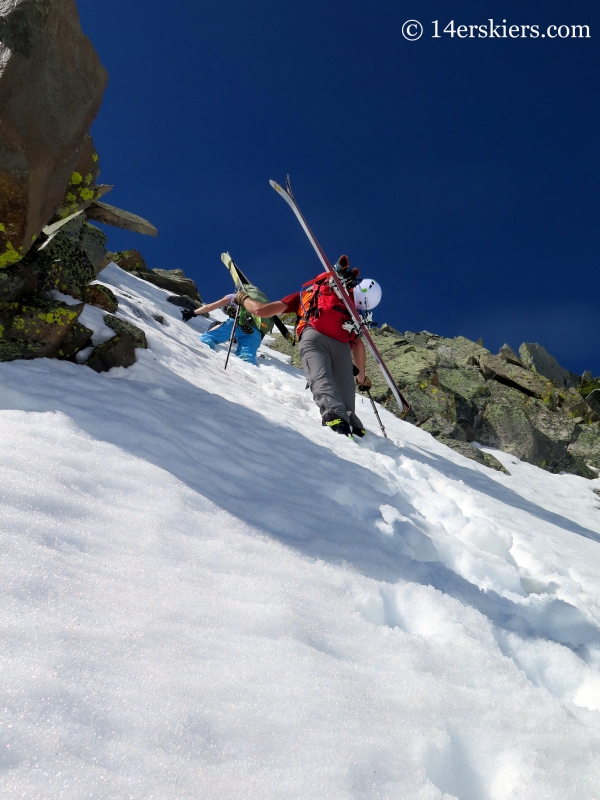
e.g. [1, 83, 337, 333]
[200, 318, 262, 364]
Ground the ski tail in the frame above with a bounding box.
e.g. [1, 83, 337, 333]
[221, 252, 294, 343]
[269, 179, 410, 416]
[221, 252, 245, 289]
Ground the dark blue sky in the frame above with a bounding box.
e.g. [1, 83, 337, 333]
[78, 0, 599, 375]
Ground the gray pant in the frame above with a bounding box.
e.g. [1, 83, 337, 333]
[299, 326, 363, 429]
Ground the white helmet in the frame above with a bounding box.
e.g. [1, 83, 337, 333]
[353, 279, 382, 312]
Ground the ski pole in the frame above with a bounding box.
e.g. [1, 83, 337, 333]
[366, 388, 387, 438]
[224, 304, 241, 370]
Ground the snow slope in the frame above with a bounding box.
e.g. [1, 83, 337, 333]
[2, 263, 600, 799]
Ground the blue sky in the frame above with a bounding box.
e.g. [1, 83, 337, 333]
[78, 0, 599, 374]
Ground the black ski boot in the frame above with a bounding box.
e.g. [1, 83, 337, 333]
[323, 415, 352, 437]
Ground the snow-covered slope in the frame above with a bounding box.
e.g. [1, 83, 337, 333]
[2, 264, 600, 799]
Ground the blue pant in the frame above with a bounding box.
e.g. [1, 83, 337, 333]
[200, 318, 262, 365]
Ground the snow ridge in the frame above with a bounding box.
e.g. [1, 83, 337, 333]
[1, 264, 600, 799]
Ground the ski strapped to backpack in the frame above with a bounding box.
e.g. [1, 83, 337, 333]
[269, 177, 410, 417]
[221, 252, 294, 343]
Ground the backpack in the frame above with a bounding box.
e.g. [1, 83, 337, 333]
[242, 284, 274, 336]
[295, 273, 357, 344]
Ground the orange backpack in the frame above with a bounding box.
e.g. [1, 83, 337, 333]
[295, 273, 357, 344]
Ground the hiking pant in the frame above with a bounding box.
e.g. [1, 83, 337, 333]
[200, 318, 262, 364]
[299, 326, 363, 429]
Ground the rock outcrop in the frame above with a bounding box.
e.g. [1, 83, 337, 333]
[0, 296, 84, 360]
[0, 0, 108, 267]
[519, 342, 580, 390]
[269, 328, 600, 479]
[85, 315, 146, 373]
[86, 202, 158, 237]
[84, 283, 118, 312]
[110, 250, 147, 272]
[0, 0, 169, 369]
[138, 268, 200, 300]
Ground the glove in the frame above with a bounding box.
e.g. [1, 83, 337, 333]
[181, 307, 195, 322]
[356, 375, 372, 392]
[233, 289, 250, 306]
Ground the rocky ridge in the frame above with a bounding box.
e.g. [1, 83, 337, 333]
[269, 327, 600, 479]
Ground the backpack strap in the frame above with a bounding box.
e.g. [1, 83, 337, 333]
[295, 275, 328, 341]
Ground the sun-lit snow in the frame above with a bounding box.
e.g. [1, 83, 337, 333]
[1, 263, 600, 799]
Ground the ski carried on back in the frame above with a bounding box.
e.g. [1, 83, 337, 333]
[220, 252, 293, 342]
[269, 177, 410, 416]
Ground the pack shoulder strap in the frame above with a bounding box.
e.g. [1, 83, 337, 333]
[294, 274, 329, 340]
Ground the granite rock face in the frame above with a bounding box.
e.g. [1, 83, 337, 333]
[0, 0, 108, 267]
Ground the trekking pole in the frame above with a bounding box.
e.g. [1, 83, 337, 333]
[224, 304, 241, 370]
[366, 388, 387, 438]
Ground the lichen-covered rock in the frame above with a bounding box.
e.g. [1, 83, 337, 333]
[103, 315, 147, 349]
[475, 382, 536, 462]
[27, 228, 96, 300]
[437, 438, 509, 474]
[558, 388, 596, 423]
[568, 423, 600, 472]
[51, 134, 112, 219]
[519, 342, 580, 389]
[3, 299, 82, 342]
[475, 383, 591, 477]
[0, 0, 107, 267]
[0, 339, 50, 360]
[430, 335, 489, 368]
[479, 353, 554, 399]
[79, 222, 108, 274]
[551, 451, 597, 480]
[498, 344, 521, 366]
[85, 283, 118, 312]
[437, 366, 489, 427]
[0, 261, 37, 306]
[56, 321, 93, 359]
[525, 399, 579, 473]
[111, 249, 147, 272]
[23, 215, 109, 300]
[86, 334, 136, 372]
[585, 390, 600, 419]
[0, 298, 83, 360]
[580, 374, 600, 401]
[139, 268, 200, 300]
